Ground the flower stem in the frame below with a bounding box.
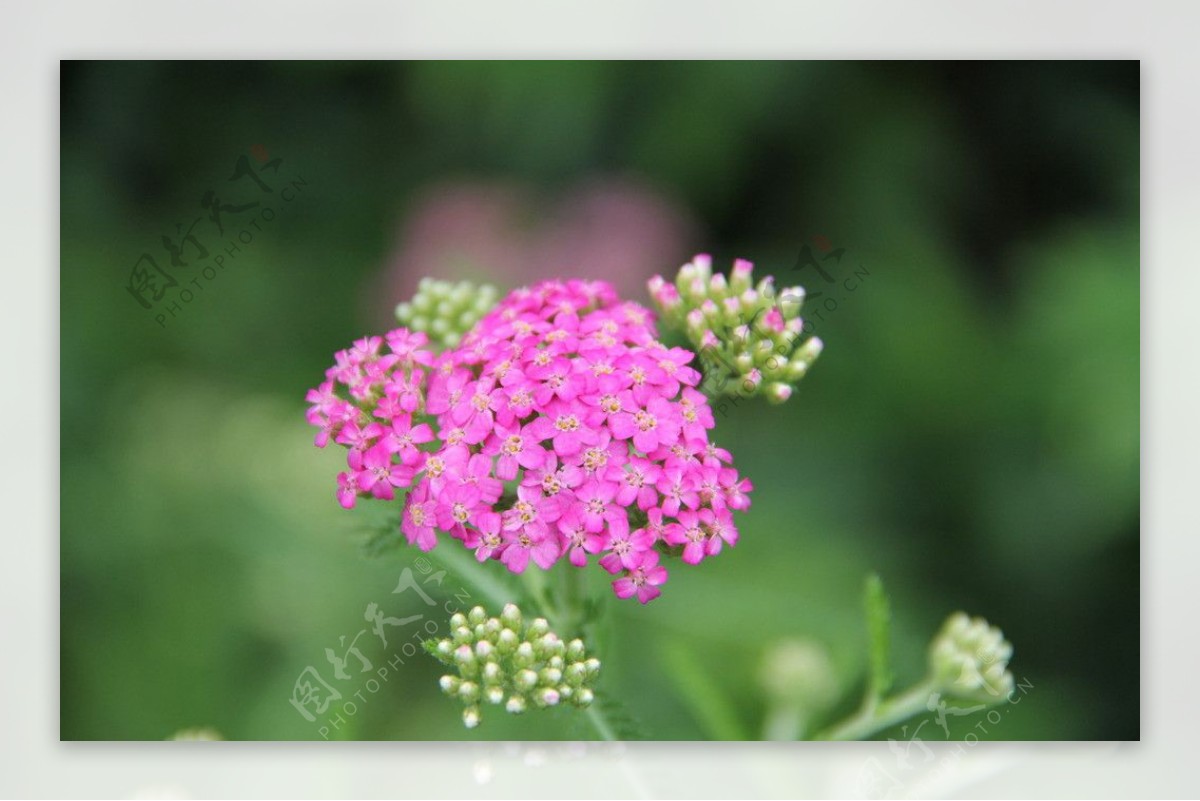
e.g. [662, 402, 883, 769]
[815, 679, 937, 741]
[426, 543, 516, 611]
[585, 704, 618, 742]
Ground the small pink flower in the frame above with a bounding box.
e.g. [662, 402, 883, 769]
[574, 478, 620, 533]
[382, 368, 425, 414]
[664, 508, 713, 565]
[385, 328, 433, 365]
[336, 471, 362, 509]
[656, 466, 699, 516]
[473, 512, 505, 562]
[500, 526, 560, 573]
[527, 399, 597, 457]
[612, 550, 668, 604]
[558, 506, 607, 567]
[434, 481, 483, 532]
[335, 419, 386, 454]
[401, 486, 438, 551]
[486, 422, 548, 480]
[615, 457, 662, 510]
[350, 442, 413, 501]
[598, 517, 654, 574]
[385, 414, 434, 466]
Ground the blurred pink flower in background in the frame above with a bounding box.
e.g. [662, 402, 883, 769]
[369, 178, 700, 324]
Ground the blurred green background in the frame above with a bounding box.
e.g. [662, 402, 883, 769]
[60, 61, 1138, 741]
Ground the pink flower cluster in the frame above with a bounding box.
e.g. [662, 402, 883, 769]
[306, 279, 753, 603]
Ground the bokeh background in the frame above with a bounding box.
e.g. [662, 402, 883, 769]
[60, 61, 1138, 741]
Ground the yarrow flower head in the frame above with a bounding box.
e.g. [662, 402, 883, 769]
[649, 255, 823, 403]
[426, 604, 600, 728]
[307, 273, 755, 602]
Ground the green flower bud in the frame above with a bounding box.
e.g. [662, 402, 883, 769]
[514, 642, 535, 668]
[929, 612, 1015, 702]
[500, 603, 522, 630]
[565, 662, 588, 687]
[516, 669, 539, 692]
[765, 382, 793, 404]
[648, 257, 823, 404]
[424, 603, 601, 728]
[396, 279, 499, 348]
[454, 645, 475, 667]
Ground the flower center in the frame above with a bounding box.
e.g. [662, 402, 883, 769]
[514, 501, 537, 523]
[555, 414, 580, 432]
[634, 410, 658, 431]
[582, 447, 608, 471]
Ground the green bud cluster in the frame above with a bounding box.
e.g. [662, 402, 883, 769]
[649, 256, 822, 403]
[425, 603, 600, 729]
[395, 278, 500, 348]
[928, 612, 1015, 702]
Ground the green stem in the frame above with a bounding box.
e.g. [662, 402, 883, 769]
[426, 543, 516, 611]
[815, 679, 937, 741]
[585, 704, 618, 742]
